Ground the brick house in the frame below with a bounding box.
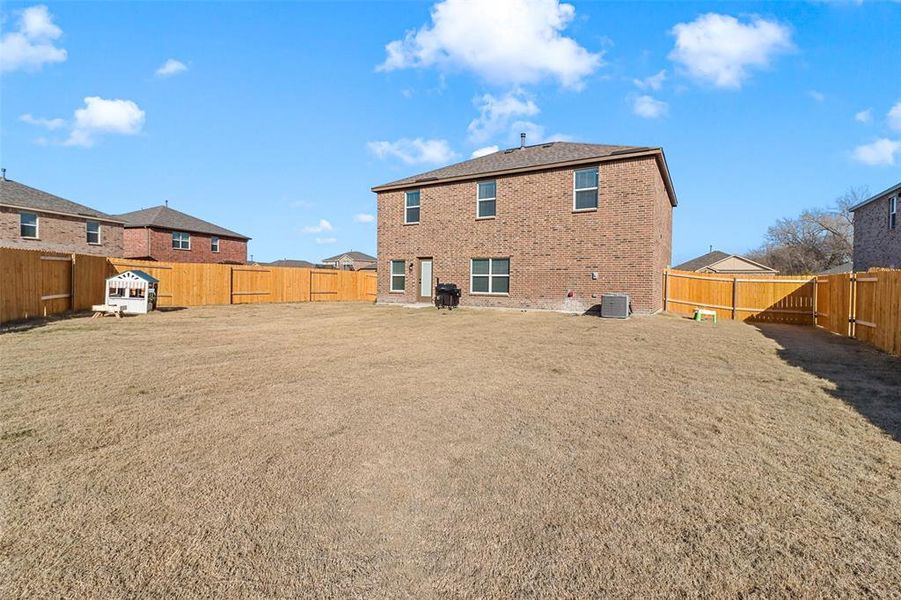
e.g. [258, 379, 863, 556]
[116, 204, 250, 264]
[850, 182, 900, 270]
[372, 141, 677, 313]
[0, 175, 124, 256]
[321, 251, 377, 271]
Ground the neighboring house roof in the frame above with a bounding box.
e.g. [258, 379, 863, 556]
[371, 141, 678, 206]
[115, 205, 250, 240]
[266, 259, 315, 268]
[673, 250, 778, 273]
[0, 178, 124, 223]
[322, 251, 377, 262]
[849, 182, 901, 212]
[818, 262, 853, 275]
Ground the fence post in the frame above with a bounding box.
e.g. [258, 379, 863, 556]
[731, 277, 737, 320]
[229, 266, 234, 305]
[848, 273, 856, 338]
[663, 269, 669, 312]
[812, 277, 818, 327]
[70, 253, 76, 313]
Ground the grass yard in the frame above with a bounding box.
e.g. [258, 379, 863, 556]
[2, 303, 900, 598]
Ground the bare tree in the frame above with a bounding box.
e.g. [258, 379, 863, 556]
[747, 187, 866, 274]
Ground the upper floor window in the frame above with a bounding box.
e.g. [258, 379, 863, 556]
[20, 212, 38, 238]
[172, 231, 191, 250]
[86, 221, 101, 244]
[477, 180, 496, 218]
[890, 196, 897, 230]
[573, 167, 598, 211]
[405, 190, 420, 224]
[471, 258, 510, 295]
[390, 260, 406, 292]
[211, 236, 220, 252]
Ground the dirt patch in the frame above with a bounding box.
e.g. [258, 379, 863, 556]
[2, 303, 900, 597]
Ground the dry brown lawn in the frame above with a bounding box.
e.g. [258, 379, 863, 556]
[2, 303, 900, 598]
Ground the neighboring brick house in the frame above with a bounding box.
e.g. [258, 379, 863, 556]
[0, 175, 124, 256]
[850, 182, 900, 270]
[115, 204, 250, 264]
[673, 250, 777, 274]
[372, 141, 677, 313]
[321, 251, 377, 271]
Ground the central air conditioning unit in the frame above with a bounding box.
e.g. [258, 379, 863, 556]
[600, 293, 631, 319]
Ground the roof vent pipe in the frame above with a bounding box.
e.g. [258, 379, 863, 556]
[520, 132, 526, 149]
[1, 168, 6, 181]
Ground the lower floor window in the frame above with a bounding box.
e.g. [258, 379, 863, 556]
[390, 260, 406, 292]
[471, 258, 509, 294]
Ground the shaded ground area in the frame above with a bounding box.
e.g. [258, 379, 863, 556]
[2, 303, 900, 598]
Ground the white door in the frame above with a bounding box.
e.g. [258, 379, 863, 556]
[419, 259, 433, 300]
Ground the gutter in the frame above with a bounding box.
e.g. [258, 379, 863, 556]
[0, 202, 126, 224]
[371, 147, 678, 207]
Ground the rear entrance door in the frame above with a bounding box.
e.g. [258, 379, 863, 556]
[418, 258, 433, 302]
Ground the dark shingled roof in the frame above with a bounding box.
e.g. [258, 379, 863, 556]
[673, 251, 733, 272]
[266, 259, 316, 268]
[115, 205, 250, 240]
[373, 142, 643, 189]
[371, 141, 677, 206]
[322, 251, 376, 262]
[0, 178, 123, 222]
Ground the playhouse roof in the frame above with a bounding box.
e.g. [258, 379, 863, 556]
[108, 269, 159, 284]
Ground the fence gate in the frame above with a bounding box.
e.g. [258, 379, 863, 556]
[40, 255, 72, 316]
[310, 270, 338, 302]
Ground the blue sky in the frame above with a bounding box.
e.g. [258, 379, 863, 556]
[2, 1, 899, 264]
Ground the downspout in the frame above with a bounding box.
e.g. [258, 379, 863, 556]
[145, 226, 150, 259]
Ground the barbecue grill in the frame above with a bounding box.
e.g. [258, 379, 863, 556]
[434, 282, 461, 309]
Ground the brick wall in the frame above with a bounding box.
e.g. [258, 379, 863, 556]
[853, 193, 900, 270]
[122, 227, 247, 263]
[376, 155, 674, 313]
[0, 206, 123, 256]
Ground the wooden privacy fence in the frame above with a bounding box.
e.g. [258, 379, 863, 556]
[664, 269, 816, 325]
[664, 268, 901, 356]
[816, 270, 901, 356]
[0, 248, 377, 324]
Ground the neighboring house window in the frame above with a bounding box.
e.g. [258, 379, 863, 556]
[471, 258, 510, 294]
[891, 196, 898, 230]
[477, 180, 496, 218]
[390, 260, 406, 292]
[86, 221, 101, 244]
[172, 231, 191, 250]
[211, 236, 220, 252]
[573, 167, 599, 211]
[405, 190, 420, 224]
[20, 212, 38, 238]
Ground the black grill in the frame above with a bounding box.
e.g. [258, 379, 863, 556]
[434, 282, 461, 309]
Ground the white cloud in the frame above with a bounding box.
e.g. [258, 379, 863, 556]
[888, 101, 901, 132]
[315, 237, 337, 245]
[301, 219, 334, 234]
[852, 138, 900, 166]
[669, 13, 794, 89]
[289, 199, 314, 209]
[155, 58, 187, 78]
[0, 5, 67, 73]
[854, 109, 872, 123]
[632, 95, 669, 119]
[65, 97, 145, 147]
[471, 145, 499, 158]
[808, 90, 825, 102]
[353, 213, 375, 223]
[467, 90, 540, 144]
[377, 0, 602, 89]
[633, 69, 666, 91]
[367, 138, 457, 165]
[19, 113, 65, 130]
